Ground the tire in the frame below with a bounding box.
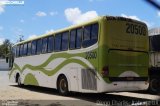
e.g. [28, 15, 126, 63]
[57, 75, 69, 96]
[149, 78, 160, 93]
[17, 75, 23, 87]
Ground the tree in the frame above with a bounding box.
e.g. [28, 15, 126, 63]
[18, 35, 24, 42]
[0, 39, 12, 59]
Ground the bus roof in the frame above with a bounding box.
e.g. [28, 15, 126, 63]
[14, 16, 103, 46]
[14, 15, 147, 46]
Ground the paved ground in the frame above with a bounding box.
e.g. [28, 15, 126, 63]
[0, 71, 160, 106]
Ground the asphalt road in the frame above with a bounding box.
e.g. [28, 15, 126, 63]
[0, 71, 160, 106]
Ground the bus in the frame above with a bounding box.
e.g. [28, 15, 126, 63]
[9, 16, 149, 95]
[148, 28, 160, 93]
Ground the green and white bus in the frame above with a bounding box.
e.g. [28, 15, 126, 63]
[9, 16, 149, 95]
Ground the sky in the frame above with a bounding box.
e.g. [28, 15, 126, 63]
[0, 0, 160, 44]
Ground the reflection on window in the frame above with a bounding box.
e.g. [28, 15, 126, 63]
[76, 28, 82, 49]
[55, 34, 61, 51]
[37, 39, 42, 54]
[12, 46, 16, 57]
[20, 44, 24, 56]
[48, 36, 54, 52]
[70, 30, 76, 49]
[82, 23, 99, 48]
[23, 43, 27, 56]
[62, 32, 69, 51]
[27, 42, 31, 56]
[16, 46, 20, 57]
[83, 25, 91, 41]
[91, 23, 98, 39]
[31, 40, 37, 55]
[42, 37, 48, 53]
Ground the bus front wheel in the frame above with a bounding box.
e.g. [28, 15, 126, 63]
[57, 75, 69, 96]
[17, 75, 23, 87]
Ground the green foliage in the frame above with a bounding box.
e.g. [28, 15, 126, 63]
[0, 39, 12, 58]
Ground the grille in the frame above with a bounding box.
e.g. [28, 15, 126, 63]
[81, 69, 97, 90]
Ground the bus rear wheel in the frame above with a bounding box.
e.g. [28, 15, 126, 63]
[149, 78, 160, 93]
[57, 75, 69, 96]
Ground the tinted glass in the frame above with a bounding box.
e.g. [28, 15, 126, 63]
[62, 32, 69, 51]
[37, 39, 42, 54]
[20, 44, 24, 56]
[48, 36, 54, 52]
[82, 23, 98, 48]
[16, 45, 20, 57]
[27, 42, 31, 55]
[83, 25, 91, 41]
[12, 46, 16, 56]
[55, 34, 62, 51]
[42, 37, 48, 53]
[76, 28, 82, 49]
[91, 23, 98, 39]
[31, 40, 37, 55]
[23, 43, 27, 56]
[70, 30, 76, 49]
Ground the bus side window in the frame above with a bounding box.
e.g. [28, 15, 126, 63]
[76, 28, 82, 49]
[19, 44, 24, 57]
[70, 29, 76, 50]
[82, 23, 98, 48]
[42, 37, 48, 53]
[91, 23, 99, 40]
[12, 46, 16, 57]
[62, 31, 69, 51]
[55, 33, 62, 52]
[83, 25, 91, 48]
[16, 45, 20, 57]
[27, 42, 31, 56]
[37, 39, 42, 54]
[23, 43, 28, 56]
[83, 25, 91, 41]
[47, 36, 54, 53]
[31, 40, 37, 55]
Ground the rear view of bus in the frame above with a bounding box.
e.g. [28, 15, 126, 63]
[99, 16, 149, 92]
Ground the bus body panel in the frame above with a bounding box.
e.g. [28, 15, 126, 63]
[98, 17, 149, 90]
[108, 50, 148, 79]
[9, 16, 149, 93]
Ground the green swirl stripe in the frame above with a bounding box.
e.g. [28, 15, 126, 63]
[9, 58, 89, 78]
[24, 73, 39, 86]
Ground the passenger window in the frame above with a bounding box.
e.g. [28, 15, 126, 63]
[31, 40, 37, 55]
[82, 23, 99, 48]
[91, 23, 98, 40]
[23, 43, 28, 56]
[27, 42, 31, 56]
[12, 46, 16, 57]
[37, 39, 42, 54]
[62, 32, 69, 51]
[76, 28, 82, 49]
[16, 45, 20, 57]
[70, 30, 76, 49]
[19, 44, 24, 56]
[47, 36, 54, 52]
[42, 37, 48, 53]
[55, 33, 62, 51]
[83, 25, 91, 41]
